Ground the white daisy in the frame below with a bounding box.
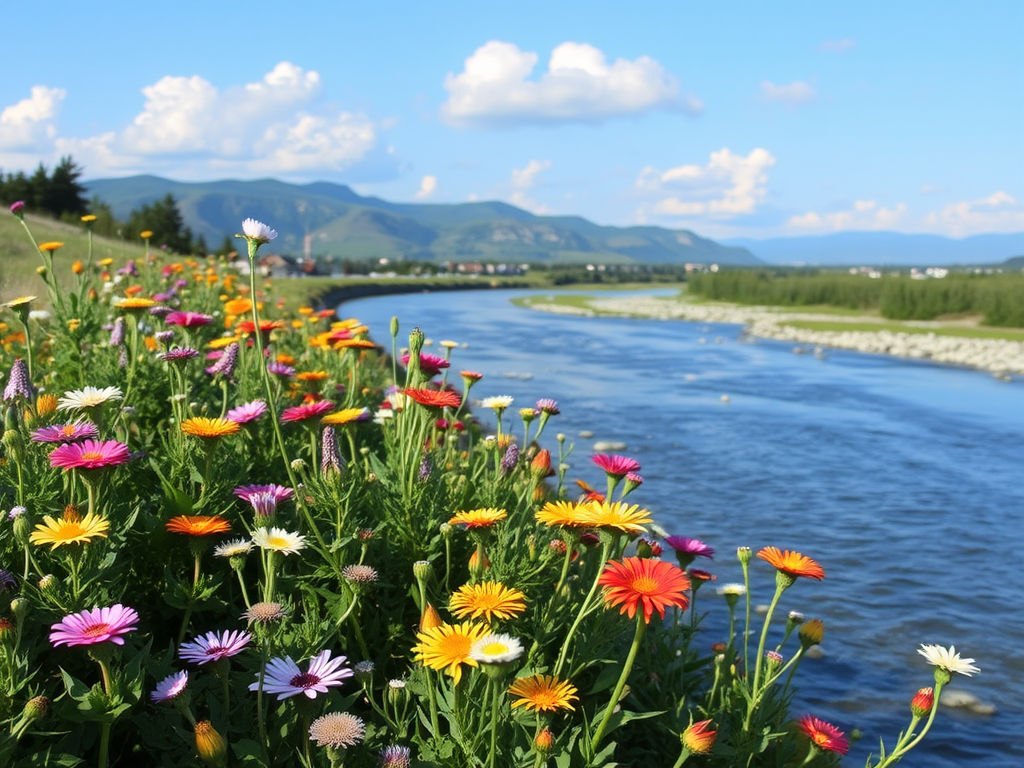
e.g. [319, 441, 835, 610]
[717, 583, 747, 596]
[480, 396, 514, 411]
[241, 218, 278, 244]
[469, 633, 524, 664]
[57, 386, 123, 411]
[214, 538, 253, 558]
[252, 527, 306, 556]
[917, 644, 979, 677]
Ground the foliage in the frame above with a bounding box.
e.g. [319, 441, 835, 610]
[0, 157, 88, 220]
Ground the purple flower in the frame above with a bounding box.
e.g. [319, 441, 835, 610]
[160, 347, 200, 363]
[165, 311, 213, 328]
[501, 443, 519, 474]
[109, 317, 126, 347]
[536, 398, 560, 415]
[151, 670, 188, 703]
[266, 361, 295, 378]
[31, 421, 100, 443]
[663, 536, 714, 559]
[226, 400, 267, 424]
[0, 568, 16, 593]
[50, 604, 139, 647]
[234, 484, 294, 505]
[179, 629, 252, 664]
[149, 306, 174, 319]
[155, 330, 175, 344]
[418, 456, 432, 481]
[591, 454, 641, 478]
[10, 200, 26, 216]
[380, 745, 412, 768]
[321, 426, 344, 474]
[207, 342, 239, 378]
[249, 650, 352, 700]
[117, 260, 139, 277]
[3, 359, 33, 402]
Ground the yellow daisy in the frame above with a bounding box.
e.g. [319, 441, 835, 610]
[115, 297, 157, 311]
[535, 500, 590, 528]
[449, 582, 527, 622]
[412, 622, 489, 684]
[321, 408, 369, 426]
[181, 417, 240, 439]
[576, 501, 653, 534]
[508, 674, 579, 713]
[30, 509, 110, 549]
[448, 508, 507, 529]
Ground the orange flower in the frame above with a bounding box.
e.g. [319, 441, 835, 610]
[757, 547, 825, 581]
[166, 515, 231, 536]
[181, 417, 240, 439]
[333, 338, 376, 350]
[598, 557, 691, 623]
[404, 388, 461, 410]
[449, 508, 507, 529]
[223, 298, 253, 315]
[681, 719, 717, 754]
[39, 242, 64, 252]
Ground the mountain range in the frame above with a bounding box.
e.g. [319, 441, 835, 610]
[84, 176, 759, 266]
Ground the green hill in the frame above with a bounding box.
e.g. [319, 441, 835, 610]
[84, 176, 760, 266]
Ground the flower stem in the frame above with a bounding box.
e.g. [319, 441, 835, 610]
[592, 614, 646, 751]
[553, 540, 612, 677]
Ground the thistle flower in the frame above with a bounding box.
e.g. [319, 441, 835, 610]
[308, 712, 366, 748]
[379, 745, 412, 768]
[242, 601, 291, 625]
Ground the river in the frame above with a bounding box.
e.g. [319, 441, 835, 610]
[342, 287, 1024, 768]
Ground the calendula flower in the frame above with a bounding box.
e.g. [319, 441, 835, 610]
[469, 633, 524, 664]
[151, 670, 189, 703]
[412, 622, 489, 683]
[252, 527, 306, 555]
[917, 644, 979, 677]
[181, 417, 240, 439]
[450, 582, 526, 622]
[508, 674, 579, 713]
[250, 650, 352, 699]
[50, 604, 138, 647]
[57, 386, 122, 411]
[166, 516, 231, 537]
[577, 500, 653, 534]
[180, 629, 252, 664]
[403, 388, 461, 409]
[309, 712, 366, 748]
[796, 715, 850, 755]
[38, 242, 64, 252]
[598, 557, 691, 623]
[30, 509, 110, 548]
[241, 218, 278, 245]
[757, 547, 825, 581]
[448, 508, 507, 529]
[49, 439, 130, 471]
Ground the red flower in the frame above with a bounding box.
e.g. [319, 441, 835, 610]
[757, 547, 825, 581]
[403, 388, 461, 410]
[591, 454, 640, 478]
[598, 557, 691, 623]
[280, 400, 335, 423]
[796, 715, 850, 755]
[681, 719, 717, 754]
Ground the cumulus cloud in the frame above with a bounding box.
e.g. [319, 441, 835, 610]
[2, 62, 394, 181]
[788, 200, 909, 231]
[760, 80, 817, 109]
[505, 159, 552, 214]
[415, 174, 438, 199]
[637, 148, 777, 219]
[0, 86, 66, 149]
[820, 38, 856, 53]
[922, 191, 1024, 236]
[441, 41, 698, 128]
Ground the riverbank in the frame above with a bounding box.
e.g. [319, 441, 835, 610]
[519, 292, 1024, 375]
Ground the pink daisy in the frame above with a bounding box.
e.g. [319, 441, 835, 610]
[401, 352, 450, 377]
[49, 439, 131, 471]
[664, 537, 715, 559]
[50, 604, 139, 647]
[249, 650, 353, 700]
[591, 454, 641, 478]
[31, 421, 100, 443]
[233, 484, 294, 505]
[165, 311, 213, 328]
[280, 400, 335, 423]
[180, 629, 252, 664]
[151, 670, 189, 703]
[226, 400, 267, 424]
[160, 347, 200, 363]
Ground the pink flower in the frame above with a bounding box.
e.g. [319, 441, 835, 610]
[226, 400, 267, 424]
[249, 650, 353, 700]
[401, 352, 450, 377]
[664, 537, 715, 559]
[591, 454, 641, 478]
[31, 421, 100, 443]
[50, 604, 139, 647]
[180, 630, 252, 664]
[165, 311, 213, 328]
[151, 670, 188, 703]
[233, 484, 294, 504]
[280, 400, 334, 423]
[49, 439, 131, 470]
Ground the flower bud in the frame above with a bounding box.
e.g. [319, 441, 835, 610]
[736, 546, 752, 564]
[531, 449, 553, 478]
[11, 596, 29, 620]
[413, 560, 433, 583]
[799, 618, 825, 647]
[910, 687, 934, 718]
[681, 719, 717, 755]
[387, 678, 408, 708]
[390, 315, 400, 339]
[38, 574, 60, 595]
[0, 617, 14, 643]
[195, 720, 227, 766]
[408, 327, 425, 361]
[22, 695, 50, 722]
[419, 603, 442, 632]
[764, 650, 783, 672]
[534, 727, 555, 755]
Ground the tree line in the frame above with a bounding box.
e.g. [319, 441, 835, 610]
[687, 269, 1024, 327]
[0, 156, 232, 256]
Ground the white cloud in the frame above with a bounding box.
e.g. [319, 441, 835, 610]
[760, 80, 817, 109]
[511, 159, 551, 189]
[820, 38, 856, 53]
[415, 174, 438, 199]
[637, 148, 777, 219]
[441, 41, 698, 128]
[922, 191, 1024, 236]
[788, 200, 909, 231]
[0, 86, 66, 149]
[2, 63, 392, 181]
[919, 183, 946, 195]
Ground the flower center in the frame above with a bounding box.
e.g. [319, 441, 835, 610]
[62, 425, 77, 436]
[80, 451, 104, 461]
[630, 576, 659, 595]
[266, 536, 289, 548]
[481, 642, 509, 655]
[288, 672, 320, 689]
[83, 622, 111, 638]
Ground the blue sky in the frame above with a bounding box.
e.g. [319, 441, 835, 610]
[1, 0, 1021, 239]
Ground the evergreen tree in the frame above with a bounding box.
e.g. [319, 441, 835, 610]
[45, 156, 88, 217]
[126, 193, 194, 253]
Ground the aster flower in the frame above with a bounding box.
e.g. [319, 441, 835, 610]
[412, 622, 489, 683]
[234, 484, 293, 504]
[402, 352, 450, 377]
[536, 398, 560, 415]
[241, 218, 278, 245]
[665, 536, 715, 560]
[151, 670, 189, 703]
[450, 582, 527, 622]
[3, 359, 33, 402]
[160, 347, 200, 363]
[30, 508, 110, 548]
[598, 557, 691, 623]
[226, 400, 267, 424]
[266, 361, 296, 378]
[249, 650, 352, 699]
[280, 400, 335, 423]
[796, 715, 850, 755]
[448, 508, 507, 529]
[252, 527, 306, 555]
[165, 311, 213, 328]
[31, 421, 99, 443]
[180, 629, 252, 664]
[576, 500, 653, 534]
[57, 386, 123, 411]
[757, 547, 825, 581]
[50, 604, 139, 647]
[181, 417, 240, 439]
[309, 712, 366, 748]
[508, 674, 579, 713]
[591, 453, 641, 478]
[166, 515, 231, 537]
[917, 644, 979, 677]
[49, 439, 130, 471]
[469, 633, 524, 664]
[247, 492, 284, 519]
[214, 538, 253, 558]
[403, 388, 461, 409]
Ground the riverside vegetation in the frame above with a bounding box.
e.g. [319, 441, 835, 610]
[0, 205, 979, 767]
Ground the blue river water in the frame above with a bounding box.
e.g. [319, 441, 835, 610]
[343, 287, 1024, 768]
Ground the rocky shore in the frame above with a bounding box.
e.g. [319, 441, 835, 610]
[531, 295, 1024, 375]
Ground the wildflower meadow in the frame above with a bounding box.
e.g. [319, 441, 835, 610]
[0, 207, 978, 767]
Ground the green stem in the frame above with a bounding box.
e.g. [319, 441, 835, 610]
[486, 678, 501, 768]
[874, 681, 945, 768]
[592, 615, 646, 751]
[744, 579, 787, 732]
[553, 540, 612, 677]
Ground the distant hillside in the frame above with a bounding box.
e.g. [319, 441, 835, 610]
[725, 231, 1024, 266]
[84, 176, 760, 266]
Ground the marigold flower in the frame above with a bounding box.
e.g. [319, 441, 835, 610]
[412, 622, 489, 683]
[508, 674, 578, 713]
[448, 507, 507, 528]
[681, 719, 717, 755]
[796, 715, 850, 755]
[140, 230, 153, 239]
[50, 604, 138, 647]
[166, 515, 231, 537]
[757, 546, 825, 581]
[598, 557, 691, 623]
[30, 510, 110, 548]
[181, 417, 240, 439]
[450, 582, 526, 622]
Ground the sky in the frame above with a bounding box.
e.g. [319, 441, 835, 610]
[1, 0, 1022, 240]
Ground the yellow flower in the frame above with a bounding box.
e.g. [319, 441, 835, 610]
[412, 622, 489, 684]
[450, 582, 526, 622]
[140, 230, 153, 239]
[576, 501, 653, 534]
[181, 417, 240, 439]
[448, 508, 507, 529]
[99, 258, 114, 267]
[30, 509, 110, 549]
[81, 214, 97, 223]
[322, 408, 369, 426]
[36, 393, 58, 416]
[535, 500, 590, 528]
[38, 242, 64, 252]
[508, 674, 578, 713]
[207, 336, 241, 350]
[115, 297, 156, 311]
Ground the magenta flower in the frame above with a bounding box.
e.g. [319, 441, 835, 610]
[225, 400, 267, 424]
[249, 650, 353, 700]
[233, 484, 294, 505]
[10, 200, 26, 215]
[536, 398, 560, 415]
[591, 454, 641, 478]
[267, 361, 295, 378]
[151, 670, 189, 703]
[664, 537, 715, 559]
[280, 400, 335, 423]
[31, 421, 100, 443]
[401, 352, 450, 377]
[49, 439, 131, 470]
[50, 604, 139, 647]
[179, 629, 252, 664]
[165, 311, 213, 328]
[160, 347, 200, 363]
[247, 492, 282, 519]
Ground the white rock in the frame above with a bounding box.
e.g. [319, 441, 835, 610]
[593, 441, 627, 451]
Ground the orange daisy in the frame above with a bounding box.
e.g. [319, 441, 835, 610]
[508, 674, 578, 713]
[449, 582, 526, 622]
[598, 557, 691, 623]
[404, 388, 461, 410]
[181, 417, 241, 439]
[756, 547, 825, 581]
[448, 508, 507, 529]
[166, 515, 232, 536]
[411, 622, 489, 683]
[333, 338, 376, 351]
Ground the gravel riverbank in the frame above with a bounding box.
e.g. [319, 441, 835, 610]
[530, 295, 1024, 375]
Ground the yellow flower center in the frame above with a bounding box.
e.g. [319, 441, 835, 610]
[481, 642, 509, 655]
[80, 451, 104, 461]
[630, 576, 659, 595]
[266, 536, 289, 549]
